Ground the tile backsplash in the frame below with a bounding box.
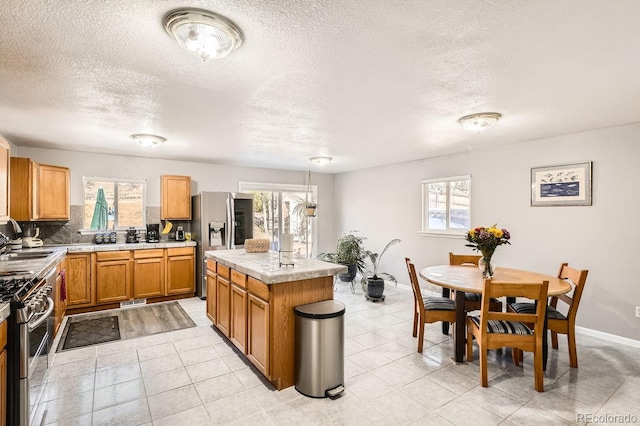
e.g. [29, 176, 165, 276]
[6, 206, 191, 245]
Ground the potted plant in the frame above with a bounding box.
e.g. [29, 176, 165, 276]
[361, 238, 401, 301]
[317, 232, 371, 282]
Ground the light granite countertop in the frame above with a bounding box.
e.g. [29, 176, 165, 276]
[60, 241, 197, 253]
[0, 303, 10, 323]
[205, 249, 347, 284]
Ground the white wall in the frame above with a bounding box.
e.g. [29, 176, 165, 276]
[15, 147, 336, 253]
[335, 122, 640, 341]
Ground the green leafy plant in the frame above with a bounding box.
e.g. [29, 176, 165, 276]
[361, 238, 401, 289]
[317, 231, 371, 275]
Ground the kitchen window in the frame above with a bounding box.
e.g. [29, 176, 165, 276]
[239, 181, 317, 258]
[421, 175, 471, 236]
[82, 177, 146, 231]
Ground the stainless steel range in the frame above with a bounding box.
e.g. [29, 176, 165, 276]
[0, 235, 56, 426]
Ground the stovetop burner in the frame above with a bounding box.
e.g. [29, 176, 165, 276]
[0, 276, 39, 303]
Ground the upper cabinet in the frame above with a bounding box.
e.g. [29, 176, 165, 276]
[10, 157, 70, 221]
[0, 137, 9, 222]
[161, 175, 191, 220]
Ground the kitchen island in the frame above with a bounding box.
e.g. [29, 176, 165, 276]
[204, 249, 346, 390]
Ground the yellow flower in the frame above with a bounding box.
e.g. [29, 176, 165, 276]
[488, 227, 503, 238]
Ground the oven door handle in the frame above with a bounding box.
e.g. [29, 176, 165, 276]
[28, 297, 55, 332]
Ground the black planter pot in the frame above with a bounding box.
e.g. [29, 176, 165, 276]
[366, 277, 385, 302]
[338, 264, 357, 282]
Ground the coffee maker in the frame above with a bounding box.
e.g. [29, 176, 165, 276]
[126, 227, 139, 243]
[146, 224, 159, 243]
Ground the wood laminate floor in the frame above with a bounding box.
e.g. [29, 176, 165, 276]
[57, 301, 196, 352]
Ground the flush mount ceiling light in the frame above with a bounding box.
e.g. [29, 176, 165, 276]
[310, 156, 332, 167]
[457, 112, 502, 132]
[131, 134, 166, 149]
[163, 8, 243, 61]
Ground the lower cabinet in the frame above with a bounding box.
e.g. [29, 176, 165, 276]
[166, 247, 195, 295]
[96, 251, 132, 304]
[133, 249, 165, 299]
[206, 260, 217, 323]
[66, 253, 94, 307]
[230, 270, 247, 353]
[216, 264, 231, 337]
[247, 293, 269, 378]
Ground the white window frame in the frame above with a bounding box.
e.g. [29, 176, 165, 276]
[419, 174, 471, 238]
[239, 181, 318, 258]
[80, 176, 147, 233]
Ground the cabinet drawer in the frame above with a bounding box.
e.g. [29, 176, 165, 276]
[206, 259, 216, 272]
[167, 247, 193, 256]
[133, 249, 164, 259]
[0, 320, 6, 349]
[247, 276, 270, 302]
[231, 270, 247, 288]
[96, 251, 131, 261]
[217, 264, 230, 279]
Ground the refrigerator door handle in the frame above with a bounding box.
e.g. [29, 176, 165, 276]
[227, 197, 235, 249]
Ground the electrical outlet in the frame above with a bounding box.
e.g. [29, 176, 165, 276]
[636, 306, 640, 318]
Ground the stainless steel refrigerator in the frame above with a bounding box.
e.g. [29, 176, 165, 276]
[192, 191, 254, 299]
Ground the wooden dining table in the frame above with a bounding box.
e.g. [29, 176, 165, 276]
[419, 265, 572, 366]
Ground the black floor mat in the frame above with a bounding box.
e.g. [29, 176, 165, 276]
[61, 316, 121, 350]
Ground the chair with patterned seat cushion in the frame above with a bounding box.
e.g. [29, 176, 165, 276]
[405, 258, 457, 353]
[441, 253, 503, 335]
[467, 278, 549, 392]
[508, 263, 588, 368]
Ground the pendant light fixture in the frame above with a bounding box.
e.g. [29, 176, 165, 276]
[305, 171, 317, 217]
[457, 112, 502, 133]
[163, 8, 244, 61]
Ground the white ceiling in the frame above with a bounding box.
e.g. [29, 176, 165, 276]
[1, 1, 639, 174]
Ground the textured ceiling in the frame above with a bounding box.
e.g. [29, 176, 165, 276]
[1, 0, 639, 173]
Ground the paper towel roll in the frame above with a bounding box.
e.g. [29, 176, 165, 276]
[281, 233, 294, 264]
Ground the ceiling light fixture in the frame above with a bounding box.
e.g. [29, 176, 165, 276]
[457, 112, 502, 132]
[310, 156, 332, 167]
[163, 8, 243, 61]
[131, 134, 166, 149]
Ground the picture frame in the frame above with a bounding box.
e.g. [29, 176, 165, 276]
[530, 161, 592, 206]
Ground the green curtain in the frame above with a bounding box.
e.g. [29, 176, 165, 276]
[90, 187, 108, 230]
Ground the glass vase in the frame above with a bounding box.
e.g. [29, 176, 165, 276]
[478, 255, 495, 278]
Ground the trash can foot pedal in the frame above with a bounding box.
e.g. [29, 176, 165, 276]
[326, 385, 345, 399]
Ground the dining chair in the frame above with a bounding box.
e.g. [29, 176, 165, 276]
[442, 253, 503, 335]
[466, 278, 549, 392]
[405, 258, 457, 353]
[508, 263, 589, 368]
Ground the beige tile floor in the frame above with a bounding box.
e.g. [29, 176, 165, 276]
[31, 284, 640, 425]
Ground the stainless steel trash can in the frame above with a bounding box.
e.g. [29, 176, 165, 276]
[294, 300, 346, 398]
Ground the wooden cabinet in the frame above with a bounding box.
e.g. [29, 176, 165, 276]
[216, 264, 231, 337]
[161, 175, 191, 220]
[9, 157, 70, 221]
[230, 271, 247, 353]
[96, 251, 132, 304]
[0, 320, 7, 426]
[206, 260, 217, 323]
[166, 247, 195, 295]
[247, 292, 269, 378]
[133, 249, 165, 299]
[66, 253, 94, 307]
[0, 136, 9, 222]
[54, 257, 67, 336]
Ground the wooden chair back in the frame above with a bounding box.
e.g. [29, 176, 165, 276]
[405, 257, 424, 314]
[449, 252, 481, 267]
[481, 279, 549, 334]
[552, 262, 589, 322]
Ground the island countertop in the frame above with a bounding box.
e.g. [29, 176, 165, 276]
[205, 249, 347, 284]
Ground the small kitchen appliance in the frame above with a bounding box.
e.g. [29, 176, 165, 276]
[175, 226, 186, 241]
[22, 226, 43, 248]
[126, 227, 139, 243]
[146, 224, 159, 243]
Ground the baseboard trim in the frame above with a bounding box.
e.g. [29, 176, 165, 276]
[575, 326, 640, 348]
